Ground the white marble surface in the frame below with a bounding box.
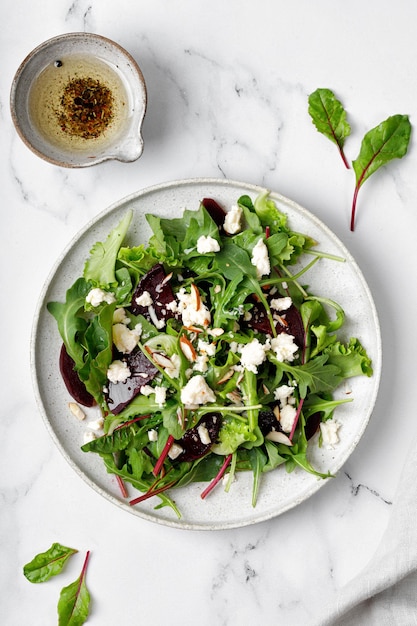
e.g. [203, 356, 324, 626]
[2, 1, 417, 624]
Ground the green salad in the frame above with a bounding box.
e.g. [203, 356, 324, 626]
[47, 192, 372, 517]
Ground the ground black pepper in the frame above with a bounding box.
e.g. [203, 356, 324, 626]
[57, 76, 114, 139]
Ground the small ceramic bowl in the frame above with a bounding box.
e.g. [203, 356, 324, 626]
[10, 33, 147, 167]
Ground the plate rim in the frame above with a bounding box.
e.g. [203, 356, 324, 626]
[30, 177, 382, 530]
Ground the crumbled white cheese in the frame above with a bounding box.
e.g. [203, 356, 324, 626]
[113, 308, 130, 325]
[168, 442, 184, 460]
[68, 402, 85, 421]
[251, 238, 271, 278]
[320, 420, 341, 449]
[197, 339, 216, 356]
[239, 338, 268, 374]
[223, 204, 243, 235]
[180, 375, 216, 406]
[270, 333, 298, 362]
[86, 417, 104, 431]
[154, 385, 167, 407]
[273, 384, 295, 405]
[196, 235, 220, 254]
[270, 297, 292, 312]
[193, 354, 209, 373]
[279, 404, 297, 433]
[86, 287, 116, 307]
[140, 385, 154, 396]
[83, 431, 96, 445]
[112, 323, 141, 354]
[107, 360, 131, 384]
[197, 423, 211, 445]
[148, 429, 158, 442]
[135, 290, 153, 307]
[166, 300, 178, 313]
[177, 287, 211, 328]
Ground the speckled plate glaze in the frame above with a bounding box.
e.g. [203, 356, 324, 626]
[10, 33, 147, 167]
[31, 179, 382, 530]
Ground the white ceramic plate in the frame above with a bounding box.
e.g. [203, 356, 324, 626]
[31, 178, 381, 530]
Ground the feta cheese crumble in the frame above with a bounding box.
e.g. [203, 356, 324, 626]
[270, 334, 298, 362]
[196, 235, 220, 254]
[177, 287, 211, 327]
[148, 429, 158, 442]
[239, 338, 268, 374]
[320, 420, 341, 449]
[270, 297, 292, 312]
[86, 287, 116, 307]
[135, 290, 153, 307]
[180, 375, 216, 406]
[107, 360, 131, 384]
[168, 443, 184, 460]
[274, 384, 295, 404]
[154, 385, 167, 407]
[251, 238, 271, 278]
[112, 323, 141, 354]
[279, 404, 297, 433]
[198, 423, 211, 445]
[223, 204, 243, 235]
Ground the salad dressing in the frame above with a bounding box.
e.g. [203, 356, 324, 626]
[28, 54, 129, 154]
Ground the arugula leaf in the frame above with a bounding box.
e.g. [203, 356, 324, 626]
[84, 210, 132, 286]
[351, 114, 411, 230]
[248, 446, 267, 507]
[23, 543, 77, 584]
[47, 278, 90, 366]
[271, 353, 343, 398]
[308, 88, 351, 168]
[57, 551, 91, 626]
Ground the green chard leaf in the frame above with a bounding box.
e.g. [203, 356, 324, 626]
[351, 114, 411, 230]
[23, 543, 78, 583]
[57, 551, 91, 626]
[308, 88, 351, 168]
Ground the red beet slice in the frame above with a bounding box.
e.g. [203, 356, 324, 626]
[171, 414, 222, 463]
[59, 344, 96, 407]
[104, 347, 159, 415]
[246, 300, 305, 350]
[130, 263, 176, 324]
[201, 197, 227, 229]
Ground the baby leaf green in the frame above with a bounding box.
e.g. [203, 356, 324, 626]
[351, 114, 411, 230]
[23, 543, 78, 584]
[58, 551, 91, 626]
[308, 88, 351, 168]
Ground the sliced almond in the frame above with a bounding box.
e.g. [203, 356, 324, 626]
[180, 335, 197, 362]
[68, 402, 86, 421]
[266, 431, 293, 446]
[190, 283, 201, 311]
[217, 368, 235, 384]
[152, 351, 174, 369]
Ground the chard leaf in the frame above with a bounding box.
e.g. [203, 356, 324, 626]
[84, 210, 132, 287]
[351, 114, 411, 230]
[308, 88, 351, 168]
[57, 551, 91, 626]
[23, 543, 77, 584]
